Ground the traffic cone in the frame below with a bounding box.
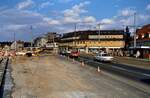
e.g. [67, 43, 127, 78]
[72, 58, 74, 62]
[67, 56, 69, 60]
[81, 61, 85, 67]
[97, 66, 101, 73]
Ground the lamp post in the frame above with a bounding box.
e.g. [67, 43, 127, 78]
[133, 12, 137, 48]
[13, 32, 17, 51]
[30, 25, 33, 51]
[74, 23, 77, 49]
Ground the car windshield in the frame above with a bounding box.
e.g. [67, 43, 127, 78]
[101, 53, 110, 56]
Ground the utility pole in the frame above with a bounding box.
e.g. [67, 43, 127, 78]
[14, 32, 16, 51]
[74, 23, 77, 49]
[98, 23, 101, 43]
[30, 25, 33, 51]
[97, 23, 106, 51]
[133, 12, 137, 48]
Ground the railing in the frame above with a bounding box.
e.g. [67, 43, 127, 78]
[0, 57, 9, 97]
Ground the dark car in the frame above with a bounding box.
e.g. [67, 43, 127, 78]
[59, 50, 71, 56]
[59, 50, 66, 55]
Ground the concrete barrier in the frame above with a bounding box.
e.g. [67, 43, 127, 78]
[0, 57, 9, 97]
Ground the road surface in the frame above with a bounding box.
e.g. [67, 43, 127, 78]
[11, 55, 150, 98]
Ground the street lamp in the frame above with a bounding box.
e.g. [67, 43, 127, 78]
[133, 12, 137, 48]
[30, 25, 33, 51]
[13, 32, 17, 51]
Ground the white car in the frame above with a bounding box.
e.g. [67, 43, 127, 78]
[94, 53, 113, 62]
[16, 51, 26, 56]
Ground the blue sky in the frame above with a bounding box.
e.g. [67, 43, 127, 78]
[0, 0, 150, 41]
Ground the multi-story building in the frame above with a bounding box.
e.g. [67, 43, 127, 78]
[60, 30, 125, 53]
[34, 32, 61, 53]
[130, 24, 150, 58]
[45, 32, 61, 53]
[34, 37, 48, 47]
[11, 40, 24, 51]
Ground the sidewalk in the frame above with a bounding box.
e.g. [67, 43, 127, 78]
[114, 56, 150, 70]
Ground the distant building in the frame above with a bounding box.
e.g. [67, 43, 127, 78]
[60, 30, 125, 53]
[45, 32, 60, 42]
[24, 42, 32, 47]
[3, 45, 10, 51]
[45, 32, 60, 49]
[11, 40, 24, 51]
[130, 24, 150, 58]
[0, 42, 12, 51]
[34, 37, 48, 47]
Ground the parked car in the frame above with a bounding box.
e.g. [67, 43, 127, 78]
[66, 50, 71, 56]
[60, 50, 71, 56]
[59, 50, 67, 55]
[16, 51, 26, 56]
[26, 51, 33, 57]
[94, 52, 113, 62]
[69, 50, 80, 58]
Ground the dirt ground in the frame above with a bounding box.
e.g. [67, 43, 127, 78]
[11, 55, 150, 98]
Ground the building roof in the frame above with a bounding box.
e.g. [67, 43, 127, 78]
[137, 24, 150, 35]
[62, 30, 124, 38]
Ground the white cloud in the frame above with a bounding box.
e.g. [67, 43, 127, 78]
[100, 18, 114, 24]
[63, 17, 81, 23]
[40, 1, 54, 9]
[17, 0, 34, 10]
[0, 8, 65, 41]
[98, 7, 150, 31]
[146, 4, 150, 10]
[63, 1, 91, 24]
[43, 17, 60, 25]
[4, 24, 27, 31]
[138, 14, 150, 21]
[83, 16, 96, 23]
[58, 0, 74, 3]
[63, 1, 90, 18]
[119, 8, 136, 16]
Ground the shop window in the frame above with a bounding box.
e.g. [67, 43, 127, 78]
[144, 33, 149, 38]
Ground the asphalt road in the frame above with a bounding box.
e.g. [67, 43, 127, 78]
[78, 55, 150, 84]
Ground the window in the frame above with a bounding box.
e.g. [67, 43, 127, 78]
[144, 33, 149, 38]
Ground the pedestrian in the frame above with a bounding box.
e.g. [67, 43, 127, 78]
[136, 50, 140, 58]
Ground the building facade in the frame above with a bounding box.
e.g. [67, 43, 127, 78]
[60, 30, 125, 53]
[130, 24, 150, 58]
[34, 37, 48, 47]
[11, 40, 24, 51]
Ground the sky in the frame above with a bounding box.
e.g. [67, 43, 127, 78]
[0, 0, 150, 41]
